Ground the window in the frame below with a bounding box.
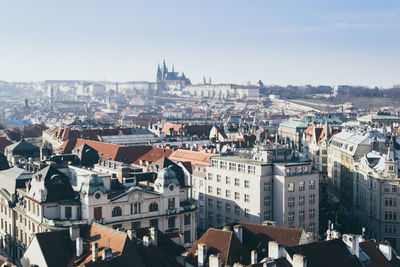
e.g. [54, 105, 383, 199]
[235, 178, 240, 187]
[208, 212, 213, 222]
[309, 194, 315, 204]
[217, 175, 221, 182]
[226, 217, 231, 223]
[150, 219, 158, 228]
[184, 230, 191, 243]
[226, 176, 231, 185]
[299, 181, 305, 191]
[309, 180, 315, 190]
[132, 221, 141, 229]
[208, 199, 213, 208]
[134, 203, 141, 214]
[385, 211, 397, 220]
[217, 188, 222, 196]
[65, 207, 72, 219]
[168, 198, 175, 209]
[112, 224, 122, 230]
[393, 185, 398, 192]
[220, 161, 227, 169]
[208, 186, 213, 194]
[229, 162, 237, 171]
[299, 196, 305, 205]
[217, 214, 222, 223]
[226, 203, 231, 213]
[299, 210, 305, 220]
[149, 202, 158, 212]
[238, 164, 245, 172]
[264, 182, 271, 191]
[288, 197, 295, 207]
[208, 173, 213, 180]
[244, 194, 250, 203]
[288, 183, 295, 192]
[244, 209, 250, 217]
[264, 196, 271, 206]
[244, 180, 250, 188]
[385, 198, 397, 207]
[217, 201, 222, 209]
[184, 214, 191, 225]
[235, 206, 240, 215]
[211, 160, 218, 167]
[248, 165, 255, 174]
[309, 209, 315, 217]
[385, 224, 397, 234]
[235, 192, 240, 200]
[168, 217, 176, 228]
[288, 212, 295, 222]
[264, 211, 271, 220]
[112, 206, 122, 217]
[309, 223, 315, 232]
[94, 207, 102, 219]
[385, 185, 391, 192]
[226, 190, 231, 198]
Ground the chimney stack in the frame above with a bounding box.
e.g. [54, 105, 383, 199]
[251, 250, 257, 265]
[76, 237, 83, 257]
[268, 241, 282, 259]
[198, 243, 207, 267]
[69, 226, 80, 241]
[127, 229, 136, 240]
[102, 248, 112, 260]
[143, 235, 151, 247]
[293, 254, 307, 267]
[379, 242, 392, 261]
[92, 242, 98, 262]
[209, 253, 221, 267]
[150, 227, 158, 246]
[233, 225, 243, 243]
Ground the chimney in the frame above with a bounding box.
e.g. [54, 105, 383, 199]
[209, 253, 221, 267]
[379, 242, 392, 261]
[143, 235, 151, 247]
[263, 262, 277, 267]
[233, 225, 243, 243]
[251, 250, 257, 265]
[223, 225, 230, 231]
[102, 248, 112, 260]
[198, 243, 207, 267]
[293, 254, 307, 267]
[69, 226, 80, 241]
[268, 241, 282, 259]
[150, 227, 158, 246]
[76, 237, 83, 257]
[233, 264, 244, 267]
[127, 229, 136, 240]
[92, 243, 98, 262]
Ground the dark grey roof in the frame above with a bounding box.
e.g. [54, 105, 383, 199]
[0, 167, 32, 196]
[0, 153, 9, 171]
[5, 139, 39, 154]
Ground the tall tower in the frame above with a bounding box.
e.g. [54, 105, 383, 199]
[162, 59, 168, 80]
[157, 64, 162, 82]
[115, 82, 119, 94]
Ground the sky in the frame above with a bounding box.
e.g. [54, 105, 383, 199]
[0, 0, 399, 87]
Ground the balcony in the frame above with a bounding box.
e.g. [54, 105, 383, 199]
[42, 217, 88, 227]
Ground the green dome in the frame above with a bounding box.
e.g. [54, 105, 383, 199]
[155, 166, 180, 187]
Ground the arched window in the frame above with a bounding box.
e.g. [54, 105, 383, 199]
[112, 206, 122, 217]
[149, 202, 158, 212]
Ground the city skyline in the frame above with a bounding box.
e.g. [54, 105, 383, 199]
[1, 0, 400, 87]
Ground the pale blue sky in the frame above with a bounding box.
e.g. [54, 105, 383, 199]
[0, 0, 399, 87]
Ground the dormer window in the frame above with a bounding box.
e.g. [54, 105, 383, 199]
[112, 206, 122, 217]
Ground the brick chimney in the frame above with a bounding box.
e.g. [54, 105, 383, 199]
[379, 242, 392, 261]
[251, 250, 257, 265]
[268, 241, 283, 259]
[293, 254, 307, 267]
[143, 235, 151, 247]
[69, 226, 80, 241]
[76, 237, 83, 257]
[150, 227, 157, 246]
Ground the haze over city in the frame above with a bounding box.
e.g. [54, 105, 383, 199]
[1, 0, 400, 87]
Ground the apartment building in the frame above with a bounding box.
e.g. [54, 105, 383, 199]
[192, 145, 319, 238]
[353, 144, 400, 250]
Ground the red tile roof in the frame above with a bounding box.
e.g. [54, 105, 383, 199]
[169, 149, 218, 167]
[133, 147, 174, 166]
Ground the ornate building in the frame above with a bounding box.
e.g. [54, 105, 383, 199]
[156, 59, 191, 94]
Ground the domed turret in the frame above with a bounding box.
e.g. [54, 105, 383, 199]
[80, 174, 108, 196]
[155, 166, 180, 188]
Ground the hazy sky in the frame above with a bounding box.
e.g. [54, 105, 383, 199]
[0, 0, 399, 87]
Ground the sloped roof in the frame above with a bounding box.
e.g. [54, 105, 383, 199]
[35, 230, 74, 267]
[169, 149, 218, 167]
[0, 137, 12, 153]
[0, 167, 32, 195]
[187, 228, 250, 266]
[0, 153, 9, 171]
[359, 240, 393, 267]
[5, 139, 39, 154]
[235, 222, 304, 247]
[285, 239, 362, 267]
[58, 138, 152, 164]
[133, 147, 173, 166]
